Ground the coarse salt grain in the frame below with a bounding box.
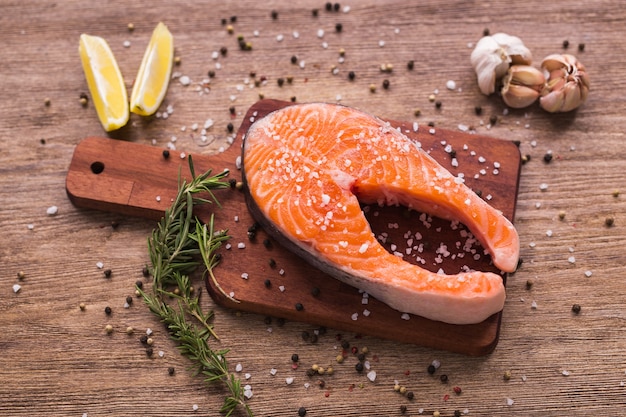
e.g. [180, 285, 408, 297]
[46, 205, 58, 215]
[285, 377, 294, 385]
[192, 404, 199, 411]
[270, 368, 277, 376]
[235, 363, 243, 372]
[96, 261, 104, 269]
[237, 242, 246, 249]
[562, 370, 570, 376]
[12, 284, 21, 293]
[179, 75, 191, 86]
[568, 256, 576, 264]
[584, 270, 593, 277]
[367, 370, 377, 381]
[351, 313, 358, 321]
[506, 398, 514, 406]
[446, 80, 456, 90]
[401, 313, 410, 320]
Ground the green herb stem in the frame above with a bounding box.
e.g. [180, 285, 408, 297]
[139, 158, 252, 416]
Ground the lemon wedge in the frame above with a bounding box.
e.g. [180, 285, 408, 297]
[130, 22, 174, 116]
[79, 34, 129, 132]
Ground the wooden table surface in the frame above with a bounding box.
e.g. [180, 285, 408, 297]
[1, 1, 625, 416]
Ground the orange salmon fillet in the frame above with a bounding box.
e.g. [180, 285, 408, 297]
[242, 103, 520, 324]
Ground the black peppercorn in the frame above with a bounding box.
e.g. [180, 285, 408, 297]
[140, 335, 148, 344]
[312, 8, 319, 17]
[407, 60, 414, 70]
[146, 347, 153, 357]
[291, 353, 299, 362]
[489, 115, 497, 125]
[483, 28, 490, 36]
[334, 3, 340, 12]
[263, 238, 272, 248]
[271, 10, 278, 19]
[227, 123, 234, 133]
[578, 43, 585, 52]
[311, 287, 320, 297]
[264, 279, 271, 288]
[268, 258, 276, 268]
[407, 391, 414, 400]
[298, 406, 307, 417]
[335, 23, 343, 32]
[400, 405, 407, 414]
[427, 364, 436, 374]
[291, 55, 298, 64]
[474, 105, 482, 115]
[104, 306, 112, 315]
[440, 374, 448, 383]
[168, 367, 175, 376]
[228, 178, 237, 189]
[277, 77, 285, 87]
[572, 304, 581, 314]
[230, 16, 237, 23]
[348, 71, 355, 81]
[454, 411, 462, 417]
[325, 2, 332, 11]
[295, 302, 304, 311]
[355, 362, 364, 372]
[562, 39, 569, 49]
[126, 295, 133, 305]
[162, 149, 170, 159]
[301, 331, 310, 341]
[543, 153, 553, 163]
[435, 100, 442, 109]
[208, 70, 215, 78]
[341, 340, 350, 350]
[382, 79, 390, 89]
[104, 269, 112, 278]
[220, 46, 228, 56]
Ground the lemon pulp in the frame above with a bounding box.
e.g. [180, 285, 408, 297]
[130, 22, 174, 116]
[79, 34, 129, 132]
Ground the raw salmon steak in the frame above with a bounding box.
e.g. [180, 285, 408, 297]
[242, 103, 520, 324]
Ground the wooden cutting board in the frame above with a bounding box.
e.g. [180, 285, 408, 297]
[66, 99, 521, 356]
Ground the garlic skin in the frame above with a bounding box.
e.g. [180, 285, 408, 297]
[471, 33, 533, 95]
[539, 54, 590, 112]
[501, 65, 546, 108]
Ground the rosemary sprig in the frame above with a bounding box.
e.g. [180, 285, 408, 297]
[139, 157, 253, 417]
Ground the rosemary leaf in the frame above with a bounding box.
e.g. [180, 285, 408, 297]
[139, 159, 252, 416]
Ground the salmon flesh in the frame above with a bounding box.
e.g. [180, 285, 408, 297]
[242, 103, 520, 324]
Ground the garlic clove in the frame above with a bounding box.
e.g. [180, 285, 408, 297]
[471, 33, 533, 96]
[501, 65, 545, 108]
[539, 54, 589, 112]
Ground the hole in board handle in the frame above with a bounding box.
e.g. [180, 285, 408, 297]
[90, 161, 105, 174]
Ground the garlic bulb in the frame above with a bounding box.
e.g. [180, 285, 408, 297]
[471, 33, 533, 95]
[501, 65, 546, 108]
[539, 54, 589, 112]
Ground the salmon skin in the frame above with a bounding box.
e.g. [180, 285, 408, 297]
[241, 103, 520, 325]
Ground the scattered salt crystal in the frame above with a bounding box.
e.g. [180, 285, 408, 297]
[431, 359, 441, 369]
[276, 34, 284, 42]
[241, 273, 249, 279]
[531, 300, 538, 309]
[351, 313, 359, 321]
[27, 224, 34, 230]
[237, 242, 246, 249]
[506, 398, 514, 406]
[243, 386, 253, 399]
[179, 75, 191, 86]
[146, 328, 153, 336]
[363, 309, 371, 317]
[568, 256, 576, 264]
[584, 270, 593, 277]
[429, 128, 436, 135]
[279, 285, 285, 292]
[292, 31, 299, 38]
[235, 363, 243, 372]
[245, 373, 251, 380]
[225, 243, 232, 250]
[400, 313, 410, 320]
[96, 262, 104, 269]
[192, 404, 199, 411]
[279, 269, 285, 276]
[446, 80, 456, 90]
[562, 370, 570, 376]
[270, 368, 277, 376]
[179, 152, 186, 159]
[521, 375, 527, 382]
[539, 183, 549, 191]
[156, 196, 161, 202]
[317, 29, 324, 38]
[285, 377, 294, 385]
[378, 40, 385, 47]
[367, 370, 377, 381]
[12, 284, 21, 293]
[235, 155, 242, 170]
[546, 230, 553, 237]
[46, 206, 58, 215]
[158, 350, 164, 358]
[123, 40, 131, 48]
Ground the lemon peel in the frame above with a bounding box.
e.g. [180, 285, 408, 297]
[130, 22, 174, 116]
[79, 34, 129, 132]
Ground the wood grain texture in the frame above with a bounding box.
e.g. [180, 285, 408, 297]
[1, 0, 625, 416]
